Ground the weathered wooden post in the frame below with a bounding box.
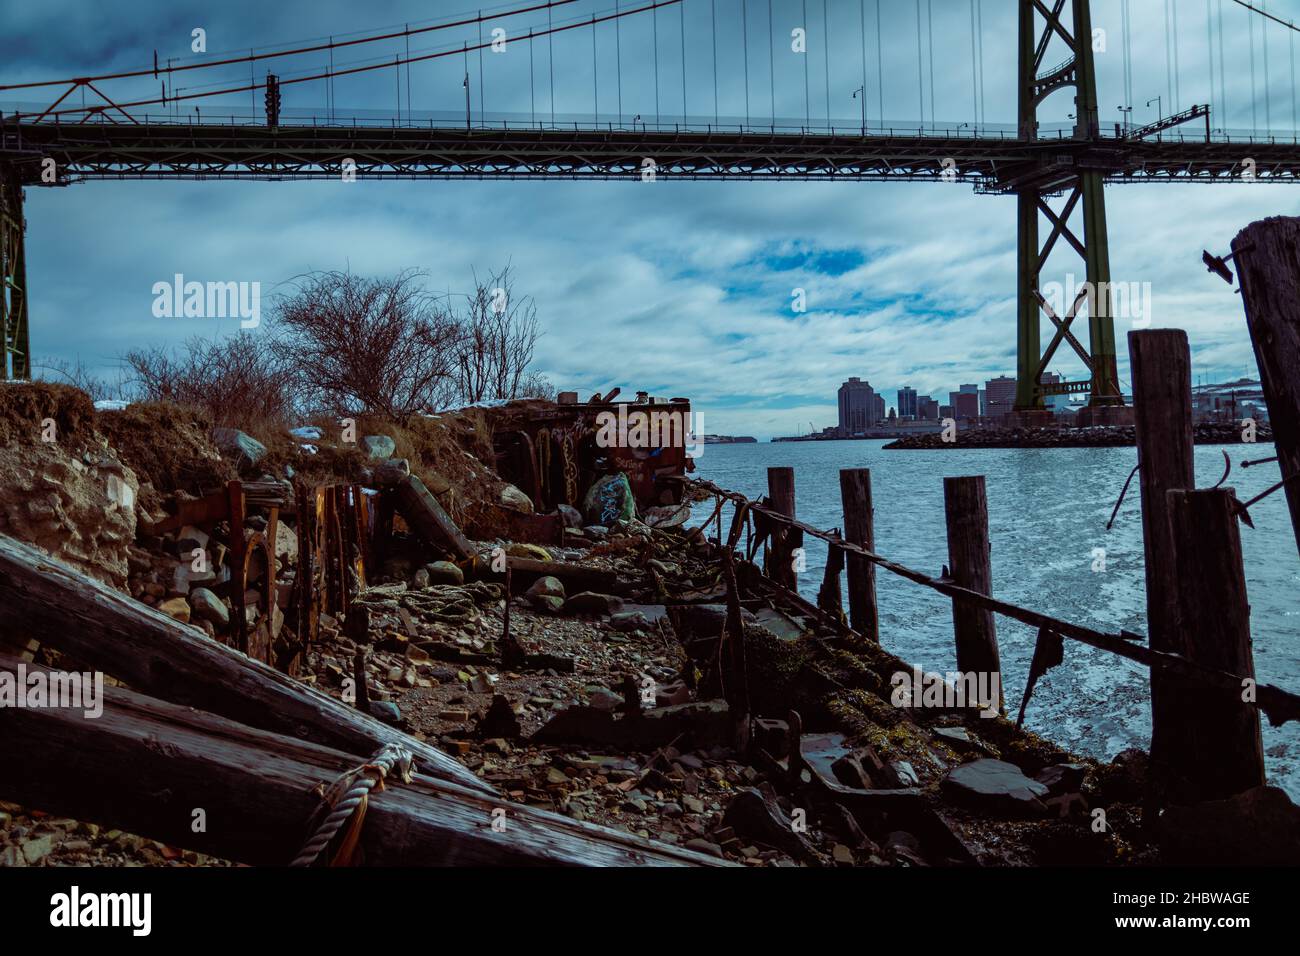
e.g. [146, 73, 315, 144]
[1129, 329, 1198, 800]
[943, 476, 1001, 712]
[767, 467, 797, 589]
[1165, 488, 1265, 803]
[839, 468, 879, 641]
[1233, 217, 1300, 558]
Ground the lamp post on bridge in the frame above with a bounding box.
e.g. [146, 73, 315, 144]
[1147, 95, 1162, 121]
[852, 86, 865, 136]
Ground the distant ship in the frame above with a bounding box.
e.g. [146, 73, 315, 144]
[702, 434, 757, 444]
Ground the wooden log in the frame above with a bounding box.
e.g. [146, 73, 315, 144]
[839, 468, 879, 641]
[942, 476, 1002, 713]
[0, 532, 491, 794]
[766, 467, 797, 589]
[1165, 488, 1265, 804]
[0, 655, 726, 867]
[1129, 329, 1199, 801]
[475, 555, 624, 594]
[394, 475, 476, 560]
[1233, 217, 1300, 559]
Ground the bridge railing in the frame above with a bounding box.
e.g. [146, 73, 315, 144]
[5, 103, 1299, 147]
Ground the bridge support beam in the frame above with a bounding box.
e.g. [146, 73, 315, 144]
[1013, 0, 1123, 416]
[0, 165, 30, 381]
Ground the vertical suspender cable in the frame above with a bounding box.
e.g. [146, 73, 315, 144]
[861, 0, 868, 128]
[915, 0, 924, 127]
[1172, 0, 1181, 111]
[926, 0, 934, 126]
[876, 0, 883, 125]
[711, 0, 718, 124]
[549, 3, 555, 125]
[824, 0, 831, 126]
[969, 0, 979, 125]
[530, 28, 536, 124]
[1291, 21, 1297, 132]
[1250, 2, 1258, 133]
[771, 0, 777, 123]
[743, 0, 750, 126]
[681, 1, 687, 123]
[1165, 0, 1174, 112]
[1264, 1, 1272, 131]
[654, 1, 661, 123]
[616, 0, 623, 123]
[1219, 0, 1228, 125]
[478, 12, 485, 122]
[1206, 0, 1215, 122]
[976, 0, 984, 125]
[803, 0, 810, 125]
[406, 26, 411, 122]
[593, 14, 599, 121]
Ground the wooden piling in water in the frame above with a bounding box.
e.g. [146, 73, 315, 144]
[767, 467, 797, 589]
[839, 468, 879, 642]
[1165, 487, 1265, 804]
[1129, 329, 1198, 802]
[1233, 217, 1300, 559]
[942, 476, 1001, 712]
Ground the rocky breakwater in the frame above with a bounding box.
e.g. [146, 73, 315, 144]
[884, 422, 1271, 450]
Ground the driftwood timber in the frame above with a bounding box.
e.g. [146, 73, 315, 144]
[839, 469, 879, 641]
[0, 655, 726, 867]
[395, 475, 476, 560]
[681, 477, 1300, 727]
[1129, 329, 1199, 802]
[766, 467, 798, 589]
[943, 476, 1002, 713]
[0, 532, 491, 794]
[476, 555, 625, 594]
[1165, 489, 1265, 804]
[1233, 217, 1300, 558]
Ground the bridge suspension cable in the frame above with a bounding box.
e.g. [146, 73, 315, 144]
[12, 0, 682, 121]
[0, 0, 583, 92]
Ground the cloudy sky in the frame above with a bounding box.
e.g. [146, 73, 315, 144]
[5, 0, 1300, 438]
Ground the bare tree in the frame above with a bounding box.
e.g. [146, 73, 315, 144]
[123, 332, 296, 427]
[452, 264, 543, 404]
[271, 269, 460, 421]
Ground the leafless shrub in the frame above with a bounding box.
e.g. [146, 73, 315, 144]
[32, 356, 131, 403]
[451, 264, 543, 404]
[123, 332, 296, 427]
[271, 269, 460, 421]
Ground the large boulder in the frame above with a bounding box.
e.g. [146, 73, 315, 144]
[210, 428, 267, 472]
[361, 435, 397, 459]
[189, 587, 230, 629]
[941, 759, 1049, 817]
[582, 473, 635, 527]
[524, 575, 565, 613]
[500, 483, 534, 514]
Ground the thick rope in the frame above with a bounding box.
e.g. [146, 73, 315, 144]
[291, 743, 415, 867]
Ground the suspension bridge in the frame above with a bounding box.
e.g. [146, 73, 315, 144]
[3, 0, 1300, 417]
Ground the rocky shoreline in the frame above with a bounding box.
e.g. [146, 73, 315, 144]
[884, 422, 1270, 450]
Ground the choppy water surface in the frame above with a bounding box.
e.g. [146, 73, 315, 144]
[691, 440, 1300, 801]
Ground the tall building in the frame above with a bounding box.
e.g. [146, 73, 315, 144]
[874, 393, 885, 424]
[949, 389, 980, 420]
[838, 377, 875, 436]
[918, 396, 939, 420]
[985, 375, 1016, 419]
[897, 387, 918, 420]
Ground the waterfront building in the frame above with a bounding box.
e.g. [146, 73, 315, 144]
[837, 377, 876, 435]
